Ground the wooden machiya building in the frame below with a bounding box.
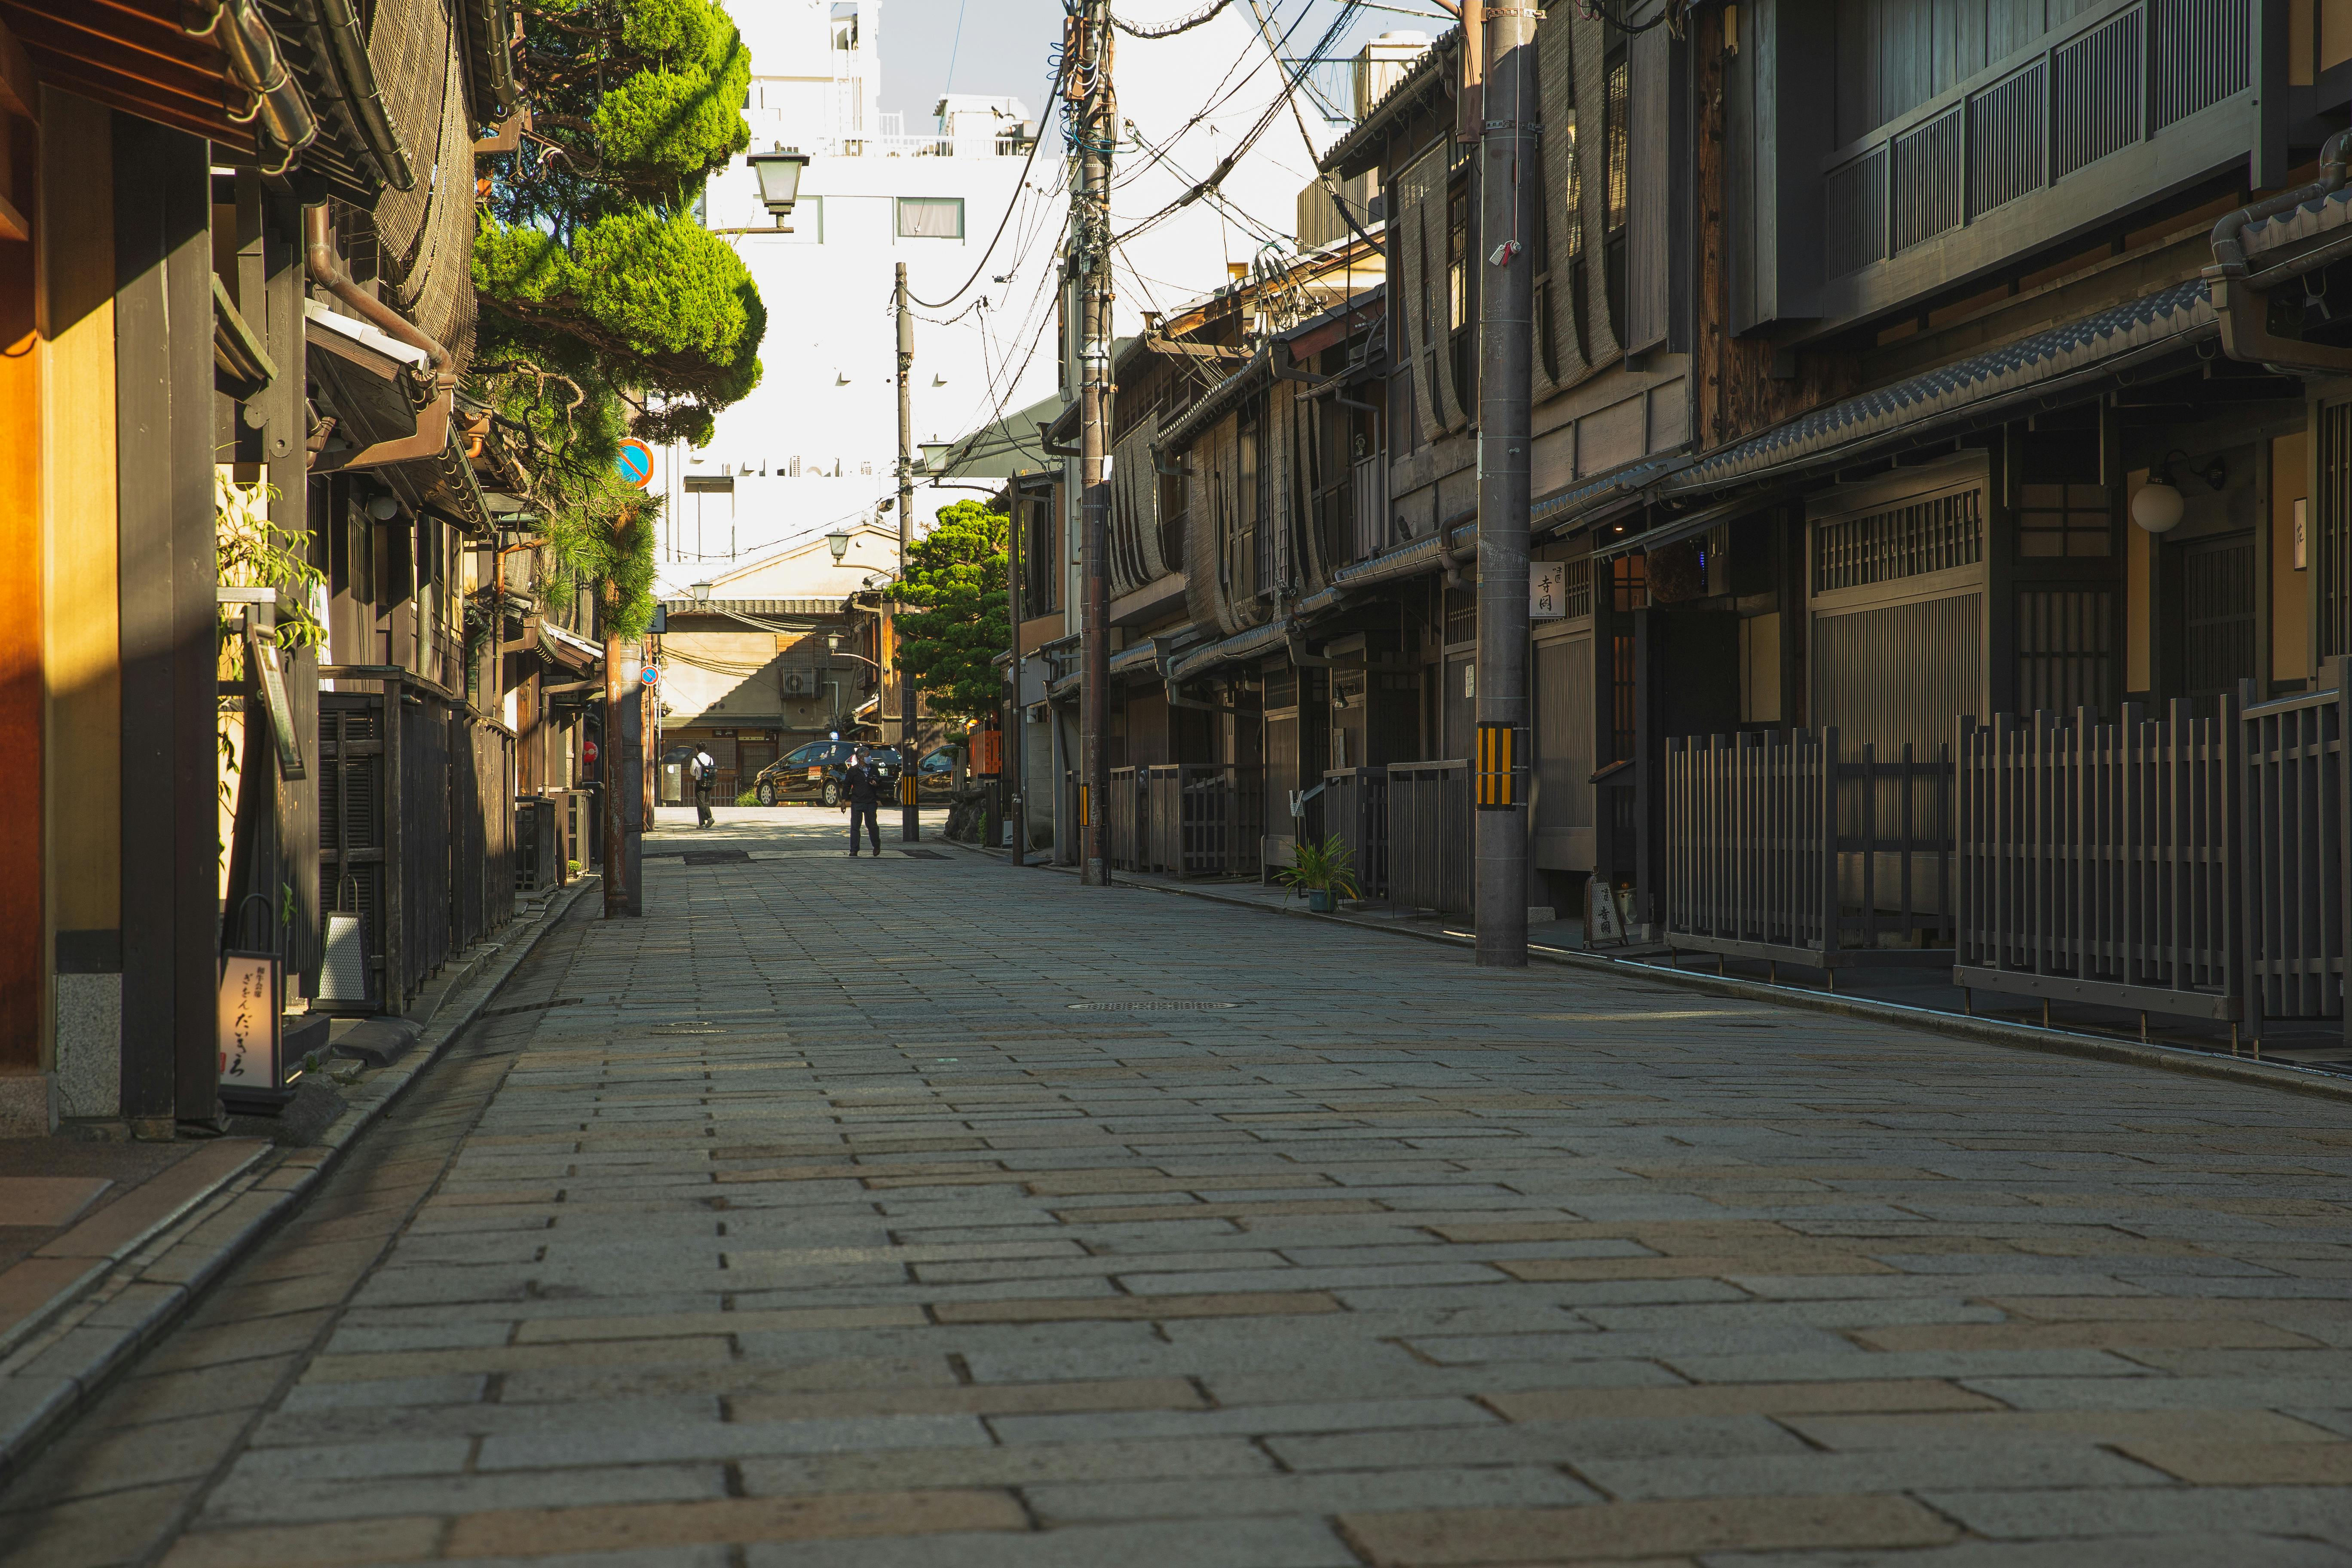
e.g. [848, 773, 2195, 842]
[1073, 1, 2352, 1041]
[0, 0, 599, 1138]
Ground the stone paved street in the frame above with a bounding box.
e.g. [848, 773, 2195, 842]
[8, 809, 2352, 1565]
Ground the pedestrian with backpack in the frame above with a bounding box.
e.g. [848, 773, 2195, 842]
[693, 747, 717, 828]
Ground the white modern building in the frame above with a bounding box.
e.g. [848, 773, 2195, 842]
[652, 0, 1360, 587]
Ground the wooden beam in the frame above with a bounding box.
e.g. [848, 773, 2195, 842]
[0, 12, 35, 122]
[0, 185, 24, 242]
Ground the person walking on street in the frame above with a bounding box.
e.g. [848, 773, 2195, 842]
[841, 748, 882, 857]
[693, 748, 717, 829]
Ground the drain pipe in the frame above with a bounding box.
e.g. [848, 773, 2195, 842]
[315, 0, 416, 191]
[304, 202, 452, 391]
[207, 0, 318, 161]
[2206, 130, 2352, 374]
[1283, 621, 1333, 667]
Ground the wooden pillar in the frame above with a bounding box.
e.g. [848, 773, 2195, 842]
[43, 90, 122, 1119]
[0, 71, 43, 1100]
[114, 116, 214, 1132]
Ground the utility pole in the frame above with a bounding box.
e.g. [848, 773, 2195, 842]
[894, 262, 920, 841]
[601, 552, 628, 919]
[1008, 483, 1026, 869]
[1473, 1, 1537, 967]
[1073, 0, 1114, 885]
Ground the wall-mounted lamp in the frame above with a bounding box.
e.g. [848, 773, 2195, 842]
[2131, 449, 2230, 534]
[826, 531, 852, 560]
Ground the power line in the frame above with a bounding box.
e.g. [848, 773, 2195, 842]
[1112, 0, 1233, 37]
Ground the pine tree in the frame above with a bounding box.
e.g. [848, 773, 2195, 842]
[474, 0, 766, 634]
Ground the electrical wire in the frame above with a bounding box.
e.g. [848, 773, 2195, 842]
[906, 42, 1075, 310]
[1113, 0, 1364, 246]
[1112, 0, 1234, 37]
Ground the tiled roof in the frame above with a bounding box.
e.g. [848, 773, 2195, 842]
[1658, 279, 2217, 499]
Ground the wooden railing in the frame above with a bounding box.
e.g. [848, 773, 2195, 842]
[2244, 663, 2352, 1044]
[1387, 760, 1472, 915]
[1323, 766, 1389, 899]
[1955, 703, 2240, 1025]
[1664, 728, 1953, 976]
[1109, 765, 1265, 878]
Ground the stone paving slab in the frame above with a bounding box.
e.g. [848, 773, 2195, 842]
[6, 810, 2352, 1564]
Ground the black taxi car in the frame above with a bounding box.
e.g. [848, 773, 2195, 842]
[751, 742, 956, 806]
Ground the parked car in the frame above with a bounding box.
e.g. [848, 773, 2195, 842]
[912, 747, 958, 799]
[752, 740, 901, 806]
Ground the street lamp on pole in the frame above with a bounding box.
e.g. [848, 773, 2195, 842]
[746, 150, 810, 230]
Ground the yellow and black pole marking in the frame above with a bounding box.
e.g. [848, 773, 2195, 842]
[900, 773, 919, 808]
[1078, 784, 1091, 829]
[1476, 722, 1523, 810]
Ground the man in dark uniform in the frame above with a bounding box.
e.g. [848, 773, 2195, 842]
[840, 749, 883, 857]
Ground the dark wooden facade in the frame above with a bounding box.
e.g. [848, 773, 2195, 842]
[1047, 0, 2352, 1032]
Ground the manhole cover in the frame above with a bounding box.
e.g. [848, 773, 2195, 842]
[482, 997, 582, 1018]
[683, 851, 750, 866]
[1066, 1001, 1240, 1011]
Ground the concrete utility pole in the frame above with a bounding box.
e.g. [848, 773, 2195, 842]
[1473, 2, 1538, 967]
[1073, 0, 1115, 885]
[894, 262, 920, 841]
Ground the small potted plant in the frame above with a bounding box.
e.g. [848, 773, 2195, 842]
[1278, 834, 1361, 914]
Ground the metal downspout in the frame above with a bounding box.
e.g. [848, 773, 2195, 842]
[2206, 130, 2352, 374]
[207, 0, 319, 160]
[303, 202, 453, 391]
[315, 0, 417, 191]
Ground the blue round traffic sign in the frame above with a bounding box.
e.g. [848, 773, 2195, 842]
[616, 438, 653, 488]
[639, 665, 661, 686]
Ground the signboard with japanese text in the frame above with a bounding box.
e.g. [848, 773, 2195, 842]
[218, 951, 283, 1089]
[1531, 561, 1568, 620]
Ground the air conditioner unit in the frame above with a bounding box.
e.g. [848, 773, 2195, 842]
[780, 669, 814, 697]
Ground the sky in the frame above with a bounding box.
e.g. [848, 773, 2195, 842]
[877, 0, 1446, 127]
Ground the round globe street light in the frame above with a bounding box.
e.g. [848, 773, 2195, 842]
[747, 149, 810, 229]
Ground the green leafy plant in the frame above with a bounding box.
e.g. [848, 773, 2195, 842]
[1276, 835, 1361, 899]
[733, 788, 761, 806]
[216, 472, 327, 667]
[895, 499, 1010, 720]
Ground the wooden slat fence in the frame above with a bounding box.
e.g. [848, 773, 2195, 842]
[1107, 766, 1142, 870]
[314, 671, 517, 1014]
[2243, 659, 2352, 1042]
[1664, 727, 1953, 974]
[1182, 765, 1264, 878]
[1323, 766, 1388, 899]
[1954, 703, 2240, 1023]
[1141, 765, 1182, 873]
[1387, 759, 1472, 915]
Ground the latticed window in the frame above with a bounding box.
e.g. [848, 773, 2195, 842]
[1611, 551, 1647, 612]
[2017, 483, 2114, 557]
[1813, 489, 1984, 593]
[1563, 558, 1593, 620]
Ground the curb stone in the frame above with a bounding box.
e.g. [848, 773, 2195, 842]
[0, 876, 600, 1486]
[922, 835, 2352, 1109]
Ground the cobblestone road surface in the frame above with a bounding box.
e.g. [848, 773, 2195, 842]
[7, 809, 2352, 1566]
